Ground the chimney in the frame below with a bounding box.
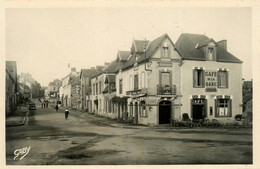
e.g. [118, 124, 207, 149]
[217, 40, 227, 50]
[104, 62, 110, 66]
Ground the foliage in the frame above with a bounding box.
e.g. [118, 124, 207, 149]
[111, 96, 128, 104]
[32, 82, 42, 98]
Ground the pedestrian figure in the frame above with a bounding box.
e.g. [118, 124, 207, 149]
[65, 109, 69, 120]
[46, 100, 48, 108]
[55, 104, 59, 112]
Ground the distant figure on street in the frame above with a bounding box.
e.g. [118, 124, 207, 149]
[55, 104, 59, 112]
[65, 108, 69, 120]
[46, 100, 49, 108]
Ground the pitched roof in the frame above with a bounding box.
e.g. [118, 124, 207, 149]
[175, 33, 242, 63]
[118, 51, 131, 61]
[80, 69, 97, 79]
[121, 33, 172, 70]
[137, 33, 171, 63]
[121, 54, 136, 70]
[134, 40, 149, 53]
[103, 60, 118, 73]
[105, 75, 116, 83]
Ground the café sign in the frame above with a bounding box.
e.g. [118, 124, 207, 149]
[205, 70, 217, 92]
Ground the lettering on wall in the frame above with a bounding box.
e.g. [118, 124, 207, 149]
[205, 70, 217, 92]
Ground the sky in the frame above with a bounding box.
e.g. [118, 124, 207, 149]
[6, 7, 252, 86]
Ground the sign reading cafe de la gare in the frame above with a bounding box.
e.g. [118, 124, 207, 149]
[205, 70, 217, 92]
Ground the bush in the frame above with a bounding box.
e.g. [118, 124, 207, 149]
[235, 114, 243, 121]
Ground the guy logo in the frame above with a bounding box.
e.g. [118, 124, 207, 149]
[13, 146, 31, 160]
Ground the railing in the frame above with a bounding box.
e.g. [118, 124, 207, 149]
[126, 88, 147, 96]
[157, 85, 176, 95]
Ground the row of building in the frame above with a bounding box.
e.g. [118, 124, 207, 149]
[56, 33, 244, 126]
[5, 62, 38, 115]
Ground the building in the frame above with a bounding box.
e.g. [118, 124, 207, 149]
[175, 33, 243, 124]
[60, 68, 79, 107]
[18, 72, 37, 100]
[5, 61, 18, 115]
[80, 68, 97, 112]
[46, 79, 61, 100]
[71, 76, 81, 109]
[89, 33, 243, 126]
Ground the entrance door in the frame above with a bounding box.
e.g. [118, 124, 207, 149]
[159, 101, 171, 124]
[134, 102, 138, 124]
[192, 105, 205, 120]
[191, 98, 206, 122]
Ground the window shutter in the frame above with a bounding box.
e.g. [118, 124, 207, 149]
[202, 70, 205, 88]
[215, 99, 218, 117]
[193, 69, 196, 88]
[226, 71, 229, 88]
[217, 71, 220, 88]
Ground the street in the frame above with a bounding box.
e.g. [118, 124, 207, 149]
[6, 103, 252, 165]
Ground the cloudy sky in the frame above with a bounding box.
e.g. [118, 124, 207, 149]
[6, 7, 252, 86]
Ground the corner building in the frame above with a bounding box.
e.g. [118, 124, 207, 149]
[175, 33, 243, 123]
[117, 34, 182, 125]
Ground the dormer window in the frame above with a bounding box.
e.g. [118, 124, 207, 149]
[162, 43, 169, 58]
[208, 47, 214, 60]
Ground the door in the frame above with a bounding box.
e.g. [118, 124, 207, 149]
[159, 100, 171, 124]
[191, 98, 206, 122]
[134, 102, 138, 124]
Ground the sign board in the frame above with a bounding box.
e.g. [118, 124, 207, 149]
[205, 70, 217, 92]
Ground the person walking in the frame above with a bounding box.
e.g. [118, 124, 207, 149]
[65, 108, 69, 120]
[55, 104, 59, 112]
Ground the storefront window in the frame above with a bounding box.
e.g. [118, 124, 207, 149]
[140, 101, 147, 117]
[215, 98, 232, 117]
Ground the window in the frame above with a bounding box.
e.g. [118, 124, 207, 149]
[129, 75, 133, 90]
[108, 101, 112, 113]
[119, 79, 123, 94]
[161, 72, 170, 87]
[140, 101, 147, 117]
[99, 99, 101, 111]
[140, 72, 145, 88]
[218, 70, 228, 88]
[99, 81, 101, 94]
[93, 84, 95, 95]
[193, 68, 205, 88]
[162, 43, 169, 58]
[134, 74, 139, 90]
[129, 102, 133, 116]
[96, 83, 98, 95]
[215, 98, 232, 117]
[208, 48, 214, 60]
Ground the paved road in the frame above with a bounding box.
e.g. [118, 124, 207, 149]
[6, 103, 252, 165]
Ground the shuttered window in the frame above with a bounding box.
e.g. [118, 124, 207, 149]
[193, 69, 205, 88]
[215, 98, 232, 117]
[218, 70, 229, 88]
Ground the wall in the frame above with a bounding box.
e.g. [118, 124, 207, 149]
[180, 60, 243, 123]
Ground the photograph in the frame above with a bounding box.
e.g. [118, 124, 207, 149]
[3, 1, 255, 167]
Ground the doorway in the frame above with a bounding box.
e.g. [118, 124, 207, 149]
[159, 100, 171, 124]
[134, 102, 138, 124]
[191, 98, 206, 122]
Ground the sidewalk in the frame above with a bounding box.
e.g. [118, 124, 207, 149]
[57, 105, 147, 129]
[6, 105, 29, 127]
[56, 105, 252, 135]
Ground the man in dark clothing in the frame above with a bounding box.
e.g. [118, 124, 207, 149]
[65, 109, 69, 120]
[55, 104, 59, 112]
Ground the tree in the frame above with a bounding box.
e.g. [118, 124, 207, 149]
[31, 82, 42, 98]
